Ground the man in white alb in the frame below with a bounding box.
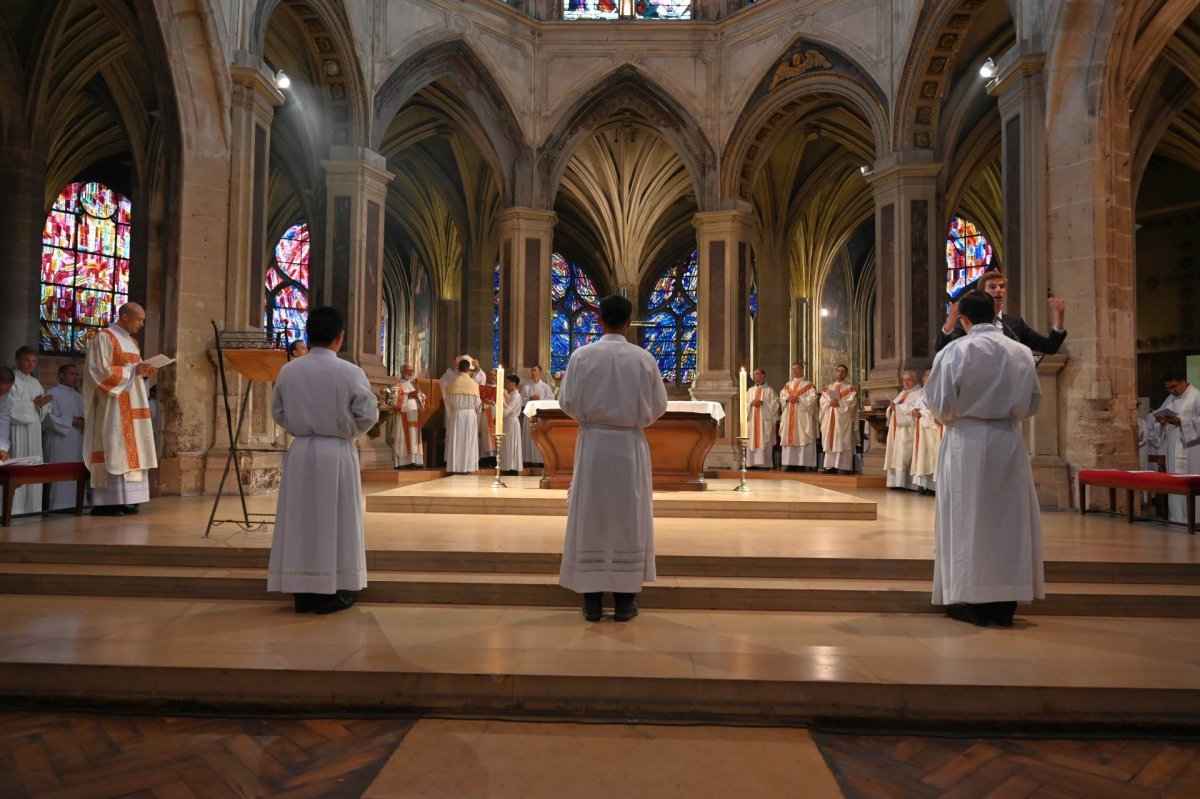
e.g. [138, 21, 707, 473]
[42, 363, 86, 510]
[911, 368, 942, 496]
[83, 304, 158, 516]
[520, 364, 554, 466]
[9, 346, 52, 513]
[819, 364, 858, 474]
[392, 363, 425, 469]
[925, 290, 1043, 628]
[499, 374, 523, 475]
[269, 306, 379, 615]
[883, 370, 923, 491]
[445, 359, 481, 474]
[560, 295, 668, 622]
[779, 363, 818, 471]
[0, 367, 13, 462]
[1147, 371, 1200, 524]
[480, 368, 498, 464]
[745, 368, 779, 469]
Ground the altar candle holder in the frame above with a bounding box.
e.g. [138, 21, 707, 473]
[735, 435, 751, 493]
[491, 433, 507, 489]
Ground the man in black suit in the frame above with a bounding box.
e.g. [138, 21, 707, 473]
[934, 270, 1067, 354]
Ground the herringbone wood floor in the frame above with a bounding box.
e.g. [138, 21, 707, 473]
[1, 711, 1199, 798]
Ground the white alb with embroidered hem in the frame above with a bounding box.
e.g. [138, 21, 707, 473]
[83, 324, 157, 499]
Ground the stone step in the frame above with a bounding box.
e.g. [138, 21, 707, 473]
[1, 542, 1198, 584]
[1, 562, 1197, 617]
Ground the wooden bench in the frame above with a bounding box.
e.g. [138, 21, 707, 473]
[1078, 469, 1199, 535]
[0, 462, 89, 526]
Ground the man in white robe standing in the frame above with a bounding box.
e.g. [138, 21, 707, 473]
[391, 363, 425, 469]
[911, 369, 942, 496]
[520, 364, 554, 466]
[83, 305, 158, 516]
[925, 290, 1043, 628]
[745, 368, 779, 469]
[779, 363, 818, 471]
[559, 295, 668, 622]
[819, 364, 858, 474]
[42, 363, 86, 510]
[0, 367, 14, 462]
[480, 368, 498, 464]
[499, 374, 523, 475]
[10, 346, 52, 513]
[883, 370, 923, 490]
[269, 306, 379, 615]
[1147, 372, 1200, 524]
[445, 359, 481, 474]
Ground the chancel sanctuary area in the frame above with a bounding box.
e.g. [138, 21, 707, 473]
[1, 0, 1200, 796]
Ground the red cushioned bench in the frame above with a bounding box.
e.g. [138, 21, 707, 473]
[1078, 469, 1199, 535]
[0, 462, 89, 527]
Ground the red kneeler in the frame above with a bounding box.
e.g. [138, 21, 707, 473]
[0, 462, 89, 526]
[1078, 468, 1200, 535]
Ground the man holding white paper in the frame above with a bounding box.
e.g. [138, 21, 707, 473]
[1147, 372, 1200, 524]
[83, 303, 161, 516]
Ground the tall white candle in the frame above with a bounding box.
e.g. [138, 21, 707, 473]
[738, 367, 748, 438]
[495, 365, 505, 436]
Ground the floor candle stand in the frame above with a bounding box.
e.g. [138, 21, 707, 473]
[735, 436, 751, 493]
[491, 433, 507, 489]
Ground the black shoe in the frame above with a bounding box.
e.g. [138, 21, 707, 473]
[986, 601, 1017, 628]
[582, 592, 603, 622]
[613, 593, 639, 622]
[314, 591, 356, 615]
[90, 506, 123, 516]
[293, 593, 322, 614]
[946, 603, 990, 627]
[121, 505, 140, 515]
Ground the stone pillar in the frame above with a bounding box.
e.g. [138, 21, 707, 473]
[753, 247, 792, 389]
[1029, 354, 1070, 508]
[322, 147, 394, 469]
[496, 208, 556, 376]
[692, 210, 753, 468]
[0, 145, 47, 361]
[226, 61, 284, 333]
[989, 53, 1048, 328]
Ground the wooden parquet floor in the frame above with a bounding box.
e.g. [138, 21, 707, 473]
[811, 730, 1200, 799]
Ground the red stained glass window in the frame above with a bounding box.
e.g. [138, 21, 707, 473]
[39, 181, 132, 354]
[264, 223, 311, 345]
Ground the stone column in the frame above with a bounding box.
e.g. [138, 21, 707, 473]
[225, 61, 284, 333]
[692, 210, 753, 468]
[0, 145, 47, 361]
[496, 208, 556, 376]
[752, 246, 792, 389]
[322, 147, 394, 469]
[989, 53, 1048, 328]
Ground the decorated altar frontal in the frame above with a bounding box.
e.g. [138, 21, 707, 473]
[523, 400, 724, 491]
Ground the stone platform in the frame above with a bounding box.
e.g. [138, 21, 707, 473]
[365, 476, 878, 520]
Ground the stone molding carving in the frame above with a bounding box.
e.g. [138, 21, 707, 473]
[769, 50, 834, 90]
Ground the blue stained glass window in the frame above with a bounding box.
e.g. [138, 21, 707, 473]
[264, 223, 310, 346]
[550, 252, 601, 375]
[749, 285, 758, 319]
[635, 0, 692, 19]
[945, 216, 994, 301]
[563, 0, 619, 20]
[493, 263, 501, 368]
[644, 250, 699, 384]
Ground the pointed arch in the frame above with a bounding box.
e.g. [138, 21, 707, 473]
[537, 65, 717, 210]
[374, 38, 529, 206]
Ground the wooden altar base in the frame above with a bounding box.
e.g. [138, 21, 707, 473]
[362, 468, 538, 485]
[364, 476, 877, 520]
[709, 470, 887, 489]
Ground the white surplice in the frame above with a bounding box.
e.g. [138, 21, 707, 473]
[9, 371, 48, 513]
[480, 382, 497, 457]
[910, 393, 943, 491]
[779, 379, 818, 467]
[819, 381, 858, 472]
[520, 379, 555, 465]
[500, 389, 523, 471]
[745, 384, 779, 467]
[83, 324, 157, 507]
[558, 334, 669, 594]
[42, 383, 85, 510]
[1146, 383, 1200, 523]
[445, 374, 481, 474]
[391, 378, 425, 467]
[925, 325, 1044, 606]
[268, 347, 379, 595]
[0, 392, 11, 454]
[883, 387, 924, 489]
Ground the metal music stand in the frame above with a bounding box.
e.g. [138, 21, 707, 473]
[204, 322, 289, 537]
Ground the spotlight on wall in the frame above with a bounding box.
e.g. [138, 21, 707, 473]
[820, 308, 831, 318]
[275, 70, 291, 90]
[859, 165, 873, 177]
[979, 58, 996, 79]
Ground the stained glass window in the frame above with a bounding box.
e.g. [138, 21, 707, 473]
[749, 285, 758, 319]
[264, 223, 310, 345]
[493, 262, 501, 368]
[550, 253, 602, 375]
[643, 250, 699, 384]
[563, 0, 619, 20]
[945, 216, 994, 300]
[39, 182, 133, 355]
[635, 0, 692, 19]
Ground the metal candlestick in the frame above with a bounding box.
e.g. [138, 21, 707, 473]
[491, 432, 507, 488]
[735, 435, 752, 493]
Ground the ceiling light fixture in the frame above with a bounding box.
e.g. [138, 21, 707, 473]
[979, 58, 996, 79]
[275, 70, 291, 90]
[820, 308, 831, 318]
[859, 165, 873, 177]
